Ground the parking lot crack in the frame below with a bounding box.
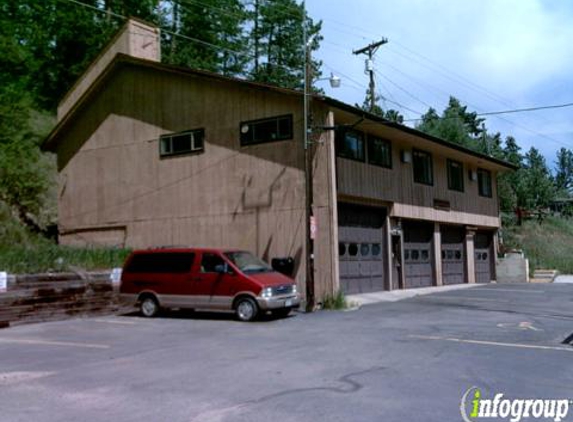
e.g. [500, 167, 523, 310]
[189, 366, 386, 422]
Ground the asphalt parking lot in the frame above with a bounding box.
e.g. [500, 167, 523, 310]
[1, 283, 573, 422]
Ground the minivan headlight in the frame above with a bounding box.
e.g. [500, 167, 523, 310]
[261, 287, 273, 298]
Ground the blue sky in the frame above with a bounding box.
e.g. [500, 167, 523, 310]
[306, 0, 573, 165]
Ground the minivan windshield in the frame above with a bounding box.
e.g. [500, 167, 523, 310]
[224, 251, 273, 273]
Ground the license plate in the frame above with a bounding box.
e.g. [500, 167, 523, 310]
[285, 299, 293, 307]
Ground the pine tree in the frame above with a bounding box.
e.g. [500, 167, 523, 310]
[168, 0, 248, 75]
[554, 147, 573, 193]
[249, 0, 322, 89]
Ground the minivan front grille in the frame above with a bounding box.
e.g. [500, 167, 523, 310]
[272, 284, 295, 296]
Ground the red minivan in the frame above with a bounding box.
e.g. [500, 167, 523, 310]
[119, 248, 300, 321]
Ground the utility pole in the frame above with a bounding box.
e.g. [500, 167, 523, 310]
[303, 1, 315, 312]
[353, 39, 388, 112]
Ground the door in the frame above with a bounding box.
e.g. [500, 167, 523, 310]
[338, 203, 387, 294]
[475, 231, 494, 284]
[441, 226, 466, 285]
[196, 252, 236, 309]
[403, 221, 434, 288]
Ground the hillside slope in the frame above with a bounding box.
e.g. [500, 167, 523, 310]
[503, 215, 573, 274]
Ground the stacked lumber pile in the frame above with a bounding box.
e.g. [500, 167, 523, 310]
[0, 271, 127, 327]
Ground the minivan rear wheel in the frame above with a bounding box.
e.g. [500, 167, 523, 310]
[140, 296, 159, 318]
[235, 297, 258, 322]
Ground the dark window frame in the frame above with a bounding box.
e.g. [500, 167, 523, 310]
[335, 129, 366, 162]
[239, 114, 293, 146]
[124, 252, 195, 273]
[367, 135, 392, 169]
[477, 168, 493, 198]
[159, 129, 205, 158]
[447, 159, 465, 192]
[200, 253, 226, 273]
[412, 149, 434, 186]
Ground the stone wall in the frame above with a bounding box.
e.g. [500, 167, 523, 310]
[496, 252, 529, 284]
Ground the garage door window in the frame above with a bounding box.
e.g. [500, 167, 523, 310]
[360, 244, 370, 256]
[348, 244, 358, 256]
[339, 243, 346, 256]
[372, 243, 381, 256]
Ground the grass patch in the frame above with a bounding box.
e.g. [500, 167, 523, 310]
[503, 215, 573, 274]
[0, 202, 130, 273]
[321, 290, 349, 310]
[0, 241, 131, 274]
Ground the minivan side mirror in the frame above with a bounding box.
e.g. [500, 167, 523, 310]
[214, 263, 229, 274]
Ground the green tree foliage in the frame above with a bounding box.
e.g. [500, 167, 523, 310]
[166, 0, 248, 75]
[249, 0, 322, 89]
[522, 147, 555, 209]
[416, 97, 485, 150]
[356, 90, 404, 123]
[415, 98, 565, 213]
[554, 147, 573, 194]
[1, 0, 325, 237]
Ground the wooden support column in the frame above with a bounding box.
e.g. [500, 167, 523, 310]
[384, 215, 393, 291]
[433, 222, 443, 286]
[465, 229, 476, 284]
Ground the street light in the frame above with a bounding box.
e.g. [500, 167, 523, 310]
[303, 30, 340, 312]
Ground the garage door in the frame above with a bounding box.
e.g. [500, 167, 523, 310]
[338, 203, 386, 294]
[403, 221, 434, 288]
[475, 231, 494, 284]
[441, 226, 466, 285]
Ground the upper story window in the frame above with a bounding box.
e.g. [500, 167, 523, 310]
[160, 129, 204, 158]
[478, 168, 492, 197]
[336, 129, 365, 162]
[367, 135, 392, 168]
[413, 149, 433, 185]
[447, 159, 464, 192]
[240, 114, 293, 146]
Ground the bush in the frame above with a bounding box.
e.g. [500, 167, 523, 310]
[321, 290, 348, 310]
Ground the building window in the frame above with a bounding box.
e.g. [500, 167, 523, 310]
[240, 114, 293, 146]
[160, 129, 204, 158]
[367, 135, 392, 168]
[478, 168, 492, 197]
[447, 159, 464, 192]
[413, 149, 433, 185]
[336, 129, 365, 161]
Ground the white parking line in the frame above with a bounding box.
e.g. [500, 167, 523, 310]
[93, 319, 137, 325]
[475, 288, 545, 294]
[409, 334, 573, 353]
[422, 295, 508, 303]
[0, 338, 110, 349]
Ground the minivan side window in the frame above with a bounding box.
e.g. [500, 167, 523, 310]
[125, 253, 195, 273]
[200, 253, 226, 273]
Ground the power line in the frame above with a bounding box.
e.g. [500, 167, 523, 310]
[58, 0, 301, 75]
[374, 69, 433, 110]
[477, 102, 573, 116]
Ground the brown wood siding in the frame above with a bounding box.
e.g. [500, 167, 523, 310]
[336, 134, 501, 227]
[56, 65, 308, 284]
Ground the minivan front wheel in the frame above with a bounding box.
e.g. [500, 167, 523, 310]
[140, 296, 159, 318]
[235, 297, 258, 322]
